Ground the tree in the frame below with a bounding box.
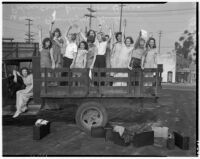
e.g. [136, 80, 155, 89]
[174, 30, 196, 59]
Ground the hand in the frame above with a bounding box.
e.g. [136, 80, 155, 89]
[13, 70, 17, 76]
[16, 71, 21, 76]
[52, 63, 56, 69]
[51, 21, 55, 25]
[128, 66, 132, 70]
[69, 26, 72, 30]
[141, 66, 144, 70]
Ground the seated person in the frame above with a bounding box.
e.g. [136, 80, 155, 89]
[12, 67, 33, 118]
[7, 73, 26, 99]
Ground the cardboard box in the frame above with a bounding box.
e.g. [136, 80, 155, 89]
[33, 122, 51, 140]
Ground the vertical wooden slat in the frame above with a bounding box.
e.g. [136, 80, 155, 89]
[98, 68, 100, 95]
[86, 68, 90, 96]
[44, 67, 47, 94]
[16, 43, 18, 58]
[128, 70, 131, 95]
[155, 69, 159, 95]
[33, 43, 36, 56]
[68, 69, 71, 94]
[140, 69, 143, 97]
[32, 56, 41, 103]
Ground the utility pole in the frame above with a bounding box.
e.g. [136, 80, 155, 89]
[25, 19, 34, 43]
[158, 30, 163, 54]
[84, 4, 96, 29]
[119, 3, 125, 32]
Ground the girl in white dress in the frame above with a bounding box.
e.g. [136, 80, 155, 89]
[13, 68, 33, 118]
[113, 20, 134, 86]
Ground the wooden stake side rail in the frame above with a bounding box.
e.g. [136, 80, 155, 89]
[38, 67, 163, 98]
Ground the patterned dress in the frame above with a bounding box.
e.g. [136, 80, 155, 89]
[51, 38, 64, 68]
[73, 49, 88, 68]
[40, 48, 52, 68]
[86, 44, 97, 68]
[143, 48, 158, 86]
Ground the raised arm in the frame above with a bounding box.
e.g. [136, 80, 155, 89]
[37, 25, 43, 52]
[79, 29, 87, 42]
[110, 23, 116, 46]
[107, 27, 112, 43]
[141, 50, 147, 70]
[49, 21, 54, 39]
[122, 19, 126, 44]
[65, 25, 72, 44]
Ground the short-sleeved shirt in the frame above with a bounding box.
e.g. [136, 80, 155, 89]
[96, 41, 108, 55]
[64, 39, 77, 59]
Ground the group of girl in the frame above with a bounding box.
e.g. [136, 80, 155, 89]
[38, 19, 158, 86]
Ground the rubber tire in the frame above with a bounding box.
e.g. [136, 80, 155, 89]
[75, 101, 108, 133]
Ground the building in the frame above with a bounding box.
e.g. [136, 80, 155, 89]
[157, 51, 176, 83]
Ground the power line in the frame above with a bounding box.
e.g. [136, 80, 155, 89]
[25, 18, 34, 43]
[98, 7, 195, 13]
[158, 30, 163, 54]
[84, 4, 96, 29]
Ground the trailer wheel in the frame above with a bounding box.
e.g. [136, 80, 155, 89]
[75, 102, 108, 133]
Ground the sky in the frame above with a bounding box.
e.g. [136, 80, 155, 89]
[3, 2, 196, 54]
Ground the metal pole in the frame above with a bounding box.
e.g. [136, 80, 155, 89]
[158, 30, 162, 54]
[89, 4, 92, 29]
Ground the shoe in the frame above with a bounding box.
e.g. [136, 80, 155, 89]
[13, 111, 21, 118]
[21, 107, 28, 113]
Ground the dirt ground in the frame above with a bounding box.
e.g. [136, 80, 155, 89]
[3, 85, 197, 156]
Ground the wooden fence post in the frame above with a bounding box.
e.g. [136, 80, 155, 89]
[32, 56, 41, 103]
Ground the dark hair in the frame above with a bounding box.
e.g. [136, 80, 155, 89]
[125, 36, 134, 44]
[87, 35, 95, 43]
[87, 29, 96, 38]
[105, 34, 109, 38]
[115, 32, 122, 41]
[70, 33, 77, 41]
[52, 28, 62, 37]
[20, 67, 30, 76]
[78, 41, 88, 50]
[146, 37, 156, 48]
[42, 38, 52, 49]
[97, 32, 105, 41]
